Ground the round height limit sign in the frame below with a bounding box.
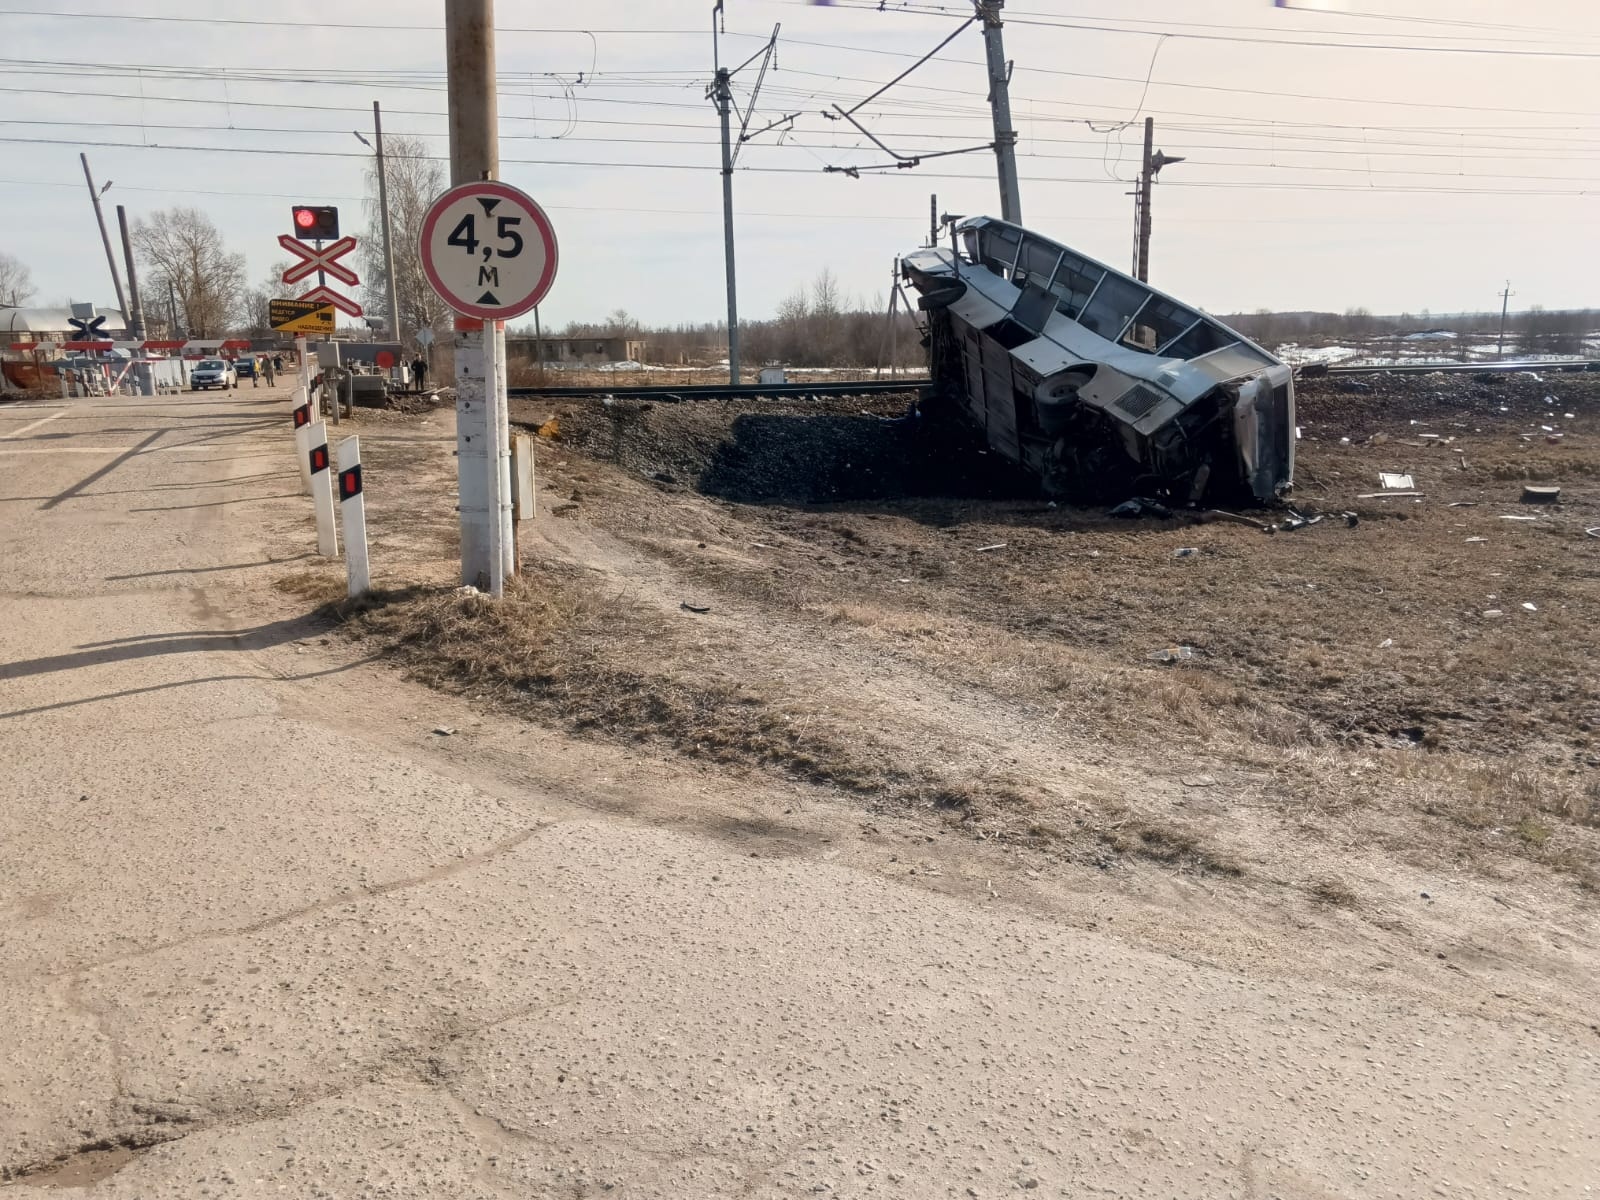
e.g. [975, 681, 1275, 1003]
[420, 180, 558, 321]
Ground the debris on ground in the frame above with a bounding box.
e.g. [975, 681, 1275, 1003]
[1109, 497, 1174, 519]
[1521, 485, 1562, 504]
[1147, 645, 1197, 664]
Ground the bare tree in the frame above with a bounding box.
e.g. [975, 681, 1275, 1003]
[236, 261, 292, 339]
[362, 136, 448, 347]
[133, 208, 246, 338]
[0, 251, 34, 307]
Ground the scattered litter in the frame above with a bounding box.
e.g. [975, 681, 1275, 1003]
[1204, 509, 1269, 531]
[1182, 775, 1218, 788]
[1565, 412, 1576, 419]
[975, 542, 1008, 553]
[1482, 609, 1504, 619]
[1447, 501, 1477, 507]
[536, 417, 561, 439]
[896, 577, 912, 583]
[1379, 638, 1394, 648]
[1464, 537, 1488, 543]
[1521, 485, 1561, 504]
[1540, 424, 1555, 433]
[453, 585, 482, 598]
[1419, 433, 1441, 440]
[1378, 472, 1414, 490]
[680, 602, 711, 614]
[1499, 515, 1540, 521]
[1109, 497, 1173, 519]
[1147, 645, 1196, 664]
[1522, 602, 1538, 612]
[1274, 511, 1324, 533]
[433, 726, 457, 737]
[750, 542, 773, 549]
[1357, 491, 1423, 499]
[1369, 432, 1390, 445]
[1587, 528, 1600, 540]
[1546, 434, 1564, 444]
[1339, 436, 1351, 445]
[1172, 547, 1199, 558]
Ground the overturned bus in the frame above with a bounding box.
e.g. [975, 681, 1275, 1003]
[902, 217, 1294, 506]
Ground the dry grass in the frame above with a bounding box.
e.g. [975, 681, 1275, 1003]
[1309, 876, 1361, 908]
[330, 571, 903, 795]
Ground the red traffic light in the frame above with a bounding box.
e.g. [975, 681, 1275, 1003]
[290, 205, 340, 241]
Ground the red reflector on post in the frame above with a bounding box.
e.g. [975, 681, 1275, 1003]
[292, 404, 311, 428]
[339, 464, 363, 499]
[309, 444, 330, 474]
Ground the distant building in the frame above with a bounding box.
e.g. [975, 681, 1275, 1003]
[506, 334, 646, 366]
[2, 306, 132, 343]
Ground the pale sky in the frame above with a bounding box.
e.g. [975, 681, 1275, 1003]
[1, 0, 1597, 331]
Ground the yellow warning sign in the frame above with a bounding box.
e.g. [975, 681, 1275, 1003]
[268, 299, 337, 334]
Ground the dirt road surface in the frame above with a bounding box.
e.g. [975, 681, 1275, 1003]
[2, 381, 1597, 1197]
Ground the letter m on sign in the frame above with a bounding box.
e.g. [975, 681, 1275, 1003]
[478, 265, 500, 286]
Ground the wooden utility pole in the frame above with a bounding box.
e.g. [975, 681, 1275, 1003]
[1134, 118, 1184, 284]
[1497, 281, 1515, 360]
[977, 1, 1022, 224]
[372, 101, 402, 348]
[445, 0, 511, 595]
[79, 154, 128, 319]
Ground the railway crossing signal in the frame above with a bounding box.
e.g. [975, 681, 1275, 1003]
[291, 205, 340, 240]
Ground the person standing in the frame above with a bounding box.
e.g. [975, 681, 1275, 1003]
[411, 354, 428, 394]
[263, 354, 276, 387]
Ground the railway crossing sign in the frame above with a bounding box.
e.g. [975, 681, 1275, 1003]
[67, 314, 108, 339]
[278, 234, 360, 288]
[419, 180, 558, 321]
[269, 298, 336, 334]
[296, 284, 363, 319]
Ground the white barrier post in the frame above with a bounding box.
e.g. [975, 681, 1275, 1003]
[305, 421, 339, 557]
[336, 436, 370, 597]
[291, 394, 314, 495]
[510, 432, 536, 575]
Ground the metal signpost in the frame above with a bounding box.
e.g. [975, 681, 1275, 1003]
[419, 179, 558, 597]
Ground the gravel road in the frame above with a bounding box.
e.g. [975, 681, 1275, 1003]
[1, 385, 1595, 1197]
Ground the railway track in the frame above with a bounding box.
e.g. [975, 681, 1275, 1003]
[505, 359, 1599, 401]
[1322, 359, 1600, 376]
[507, 378, 931, 401]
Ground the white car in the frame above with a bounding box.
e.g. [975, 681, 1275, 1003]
[190, 358, 238, 391]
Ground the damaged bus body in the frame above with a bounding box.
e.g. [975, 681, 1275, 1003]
[903, 217, 1294, 505]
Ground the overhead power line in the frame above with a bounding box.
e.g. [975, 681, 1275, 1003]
[0, 135, 1592, 195]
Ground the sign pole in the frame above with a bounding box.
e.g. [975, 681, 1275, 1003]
[445, 0, 500, 592]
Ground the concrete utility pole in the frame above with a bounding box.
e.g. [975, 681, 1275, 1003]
[977, 1, 1022, 224]
[373, 101, 402, 348]
[712, 54, 740, 384]
[1497, 281, 1514, 360]
[79, 154, 128, 320]
[114, 205, 154, 397]
[1134, 118, 1184, 284]
[445, 0, 512, 595]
